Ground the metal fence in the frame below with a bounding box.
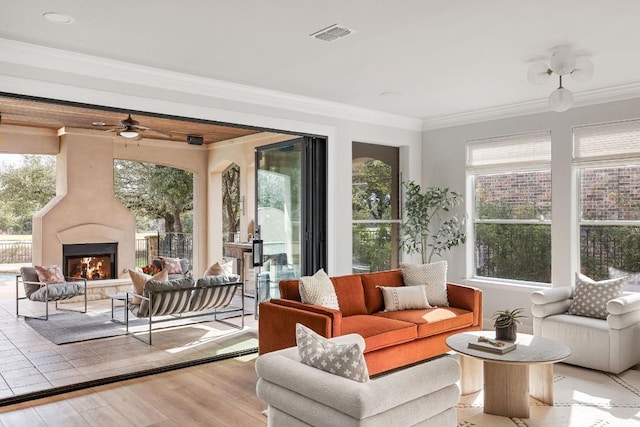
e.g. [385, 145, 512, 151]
[0, 233, 193, 268]
[0, 240, 32, 263]
[474, 223, 552, 283]
[581, 225, 640, 280]
[135, 233, 194, 267]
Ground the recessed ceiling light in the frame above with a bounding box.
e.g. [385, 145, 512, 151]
[92, 121, 107, 127]
[43, 12, 75, 25]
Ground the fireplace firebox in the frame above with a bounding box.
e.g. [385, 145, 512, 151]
[63, 243, 117, 280]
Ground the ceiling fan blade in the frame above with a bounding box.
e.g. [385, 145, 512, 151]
[140, 128, 173, 138]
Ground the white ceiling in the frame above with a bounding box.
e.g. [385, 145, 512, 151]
[2, 0, 640, 127]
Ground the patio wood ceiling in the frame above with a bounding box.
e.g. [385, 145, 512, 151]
[0, 94, 262, 145]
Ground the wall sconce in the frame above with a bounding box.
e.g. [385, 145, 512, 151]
[527, 47, 594, 112]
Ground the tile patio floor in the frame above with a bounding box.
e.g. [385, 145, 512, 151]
[0, 278, 258, 401]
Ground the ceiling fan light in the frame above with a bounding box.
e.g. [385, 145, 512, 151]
[527, 62, 551, 85]
[571, 57, 594, 82]
[120, 130, 139, 139]
[549, 87, 573, 112]
[550, 47, 576, 76]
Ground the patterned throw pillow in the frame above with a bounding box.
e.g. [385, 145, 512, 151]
[34, 265, 65, 284]
[295, 323, 369, 383]
[202, 260, 234, 277]
[128, 268, 169, 305]
[299, 268, 340, 310]
[400, 261, 449, 306]
[568, 273, 627, 319]
[608, 266, 640, 293]
[378, 285, 432, 311]
[159, 257, 184, 274]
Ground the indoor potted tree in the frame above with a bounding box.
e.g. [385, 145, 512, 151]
[492, 308, 527, 341]
[400, 181, 466, 263]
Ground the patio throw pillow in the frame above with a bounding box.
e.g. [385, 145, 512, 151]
[159, 256, 184, 275]
[608, 266, 640, 293]
[568, 273, 627, 319]
[202, 260, 234, 277]
[378, 285, 431, 312]
[295, 323, 369, 383]
[299, 268, 339, 310]
[400, 261, 449, 306]
[128, 268, 168, 305]
[34, 265, 65, 284]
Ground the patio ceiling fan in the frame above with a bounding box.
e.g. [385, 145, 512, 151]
[93, 114, 172, 140]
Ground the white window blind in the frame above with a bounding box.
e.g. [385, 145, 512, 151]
[574, 119, 640, 162]
[467, 131, 551, 168]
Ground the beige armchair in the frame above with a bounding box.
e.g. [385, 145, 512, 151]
[531, 286, 640, 373]
[255, 334, 460, 426]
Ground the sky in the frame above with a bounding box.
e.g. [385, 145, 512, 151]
[0, 154, 24, 168]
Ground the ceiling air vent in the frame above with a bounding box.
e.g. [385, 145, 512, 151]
[310, 24, 355, 42]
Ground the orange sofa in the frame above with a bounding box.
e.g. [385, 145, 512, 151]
[258, 269, 483, 375]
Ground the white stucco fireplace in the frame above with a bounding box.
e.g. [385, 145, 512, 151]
[31, 131, 137, 297]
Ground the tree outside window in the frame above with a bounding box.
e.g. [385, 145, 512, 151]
[222, 163, 240, 242]
[352, 142, 399, 273]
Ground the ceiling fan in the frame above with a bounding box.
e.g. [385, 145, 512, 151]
[93, 114, 172, 140]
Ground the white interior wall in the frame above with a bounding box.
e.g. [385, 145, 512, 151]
[0, 46, 423, 277]
[423, 97, 640, 331]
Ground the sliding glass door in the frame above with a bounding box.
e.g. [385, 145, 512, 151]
[255, 136, 326, 304]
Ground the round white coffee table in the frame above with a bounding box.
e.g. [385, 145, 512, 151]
[446, 331, 570, 418]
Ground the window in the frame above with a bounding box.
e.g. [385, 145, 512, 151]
[575, 120, 640, 282]
[222, 163, 240, 243]
[352, 142, 400, 273]
[467, 132, 552, 283]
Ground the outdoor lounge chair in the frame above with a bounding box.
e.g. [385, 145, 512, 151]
[125, 275, 244, 345]
[16, 266, 87, 320]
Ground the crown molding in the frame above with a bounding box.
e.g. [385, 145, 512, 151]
[0, 38, 423, 132]
[422, 82, 640, 131]
[5, 38, 640, 134]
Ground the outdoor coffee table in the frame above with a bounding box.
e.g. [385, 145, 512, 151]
[446, 331, 570, 418]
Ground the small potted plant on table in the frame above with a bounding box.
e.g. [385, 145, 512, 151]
[492, 308, 527, 342]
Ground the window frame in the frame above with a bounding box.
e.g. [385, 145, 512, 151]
[466, 131, 552, 285]
[351, 142, 400, 273]
[575, 158, 640, 281]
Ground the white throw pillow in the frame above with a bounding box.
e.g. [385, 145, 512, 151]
[128, 268, 168, 305]
[400, 261, 448, 306]
[299, 268, 340, 310]
[378, 285, 432, 312]
[202, 260, 234, 277]
[295, 323, 369, 383]
[568, 273, 627, 319]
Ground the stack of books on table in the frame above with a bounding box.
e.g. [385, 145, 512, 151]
[468, 337, 517, 354]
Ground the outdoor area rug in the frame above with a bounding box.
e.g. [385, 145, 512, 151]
[25, 311, 127, 344]
[22, 291, 253, 345]
[25, 305, 253, 345]
[456, 361, 640, 426]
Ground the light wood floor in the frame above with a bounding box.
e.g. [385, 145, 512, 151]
[0, 353, 267, 426]
[0, 277, 265, 425]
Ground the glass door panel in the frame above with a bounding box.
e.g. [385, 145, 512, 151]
[255, 140, 303, 302]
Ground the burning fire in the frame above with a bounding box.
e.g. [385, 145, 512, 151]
[70, 257, 107, 280]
